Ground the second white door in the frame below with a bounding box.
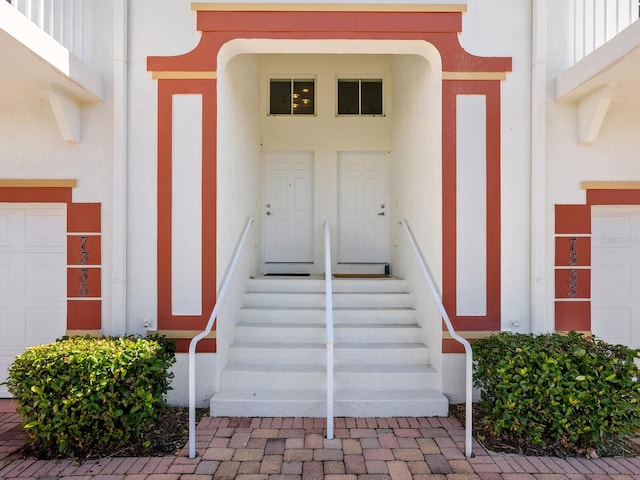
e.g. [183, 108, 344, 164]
[338, 152, 388, 264]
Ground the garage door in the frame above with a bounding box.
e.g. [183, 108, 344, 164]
[591, 206, 640, 349]
[0, 204, 67, 397]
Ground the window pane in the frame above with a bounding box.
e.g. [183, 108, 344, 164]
[338, 80, 360, 115]
[293, 80, 314, 115]
[361, 80, 383, 115]
[270, 80, 292, 115]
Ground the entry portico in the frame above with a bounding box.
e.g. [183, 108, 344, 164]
[147, 4, 512, 364]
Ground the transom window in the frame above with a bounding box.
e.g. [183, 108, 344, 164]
[269, 78, 315, 115]
[337, 78, 383, 115]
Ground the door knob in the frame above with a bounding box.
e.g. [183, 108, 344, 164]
[377, 212, 385, 216]
[266, 211, 271, 215]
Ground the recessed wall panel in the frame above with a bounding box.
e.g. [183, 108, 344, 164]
[456, 95, 487, 316]
[172, 95, 203, 316]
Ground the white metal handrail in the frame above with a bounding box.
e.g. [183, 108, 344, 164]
[323, 220, 335, 440]
[187, 217, 254, 459]
[398, 219, 473, 458]
[9, 0, 84, 58]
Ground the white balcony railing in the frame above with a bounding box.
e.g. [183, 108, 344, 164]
[574, 0, 639, 62]
[8, 0, 84, 58]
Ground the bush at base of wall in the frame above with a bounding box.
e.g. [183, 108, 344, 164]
[473, 331, 640, 454]
[5, 335, 176, 458]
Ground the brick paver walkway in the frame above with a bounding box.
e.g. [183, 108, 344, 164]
[1, 409, 640, 479]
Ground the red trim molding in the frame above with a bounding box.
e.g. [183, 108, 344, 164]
[156, 80, 217, 351]
[441, 81, 502, 352]
[0, 186, 102, 334]
[554, 189, 640, 333]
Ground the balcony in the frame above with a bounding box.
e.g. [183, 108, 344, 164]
[0, 0, 103, 141]
[556, 0, 640, 144]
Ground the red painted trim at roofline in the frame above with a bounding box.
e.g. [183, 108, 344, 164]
[197, 11, 462, 33]
[147, 11, 511, 74]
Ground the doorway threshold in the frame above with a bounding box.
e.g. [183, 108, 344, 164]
[260, 263, 313, 275]
[333, 273, 390, 278]
[334, 263, 388, 275]
[264, 273, 311, 277]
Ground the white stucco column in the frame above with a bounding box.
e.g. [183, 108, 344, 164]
[531, 0, 548, 333]
[111, 0, 128, 335]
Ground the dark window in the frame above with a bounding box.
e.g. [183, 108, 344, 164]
[269, 79, 315, 115]
[337, 79, 383, 115]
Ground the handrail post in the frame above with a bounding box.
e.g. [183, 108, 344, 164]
[324, 220, 334, 440]
[398, 219, 473, 458]
[187, 217, 254, 459]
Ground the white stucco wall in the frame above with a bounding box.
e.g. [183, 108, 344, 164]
[0, 0, 116, 332]
[389, 52, 443, 376]
[127, 0, 201, 335]
[216, 50, 263, 383]
[460, 0, 534, 334]
[545, 3, 640, 333]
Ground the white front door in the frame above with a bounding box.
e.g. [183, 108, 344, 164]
[591, 206, 640, 348]
[264, 151, 314, 263]
[338, 151, 388, 264]
[0, 204, 67, 397]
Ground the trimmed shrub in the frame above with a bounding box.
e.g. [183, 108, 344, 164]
[5, 335, 176, 457]
[473, 332, 640, 453]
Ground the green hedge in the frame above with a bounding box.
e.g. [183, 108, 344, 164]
[5, 335, 176, 457]
[473, 332, 640, 453]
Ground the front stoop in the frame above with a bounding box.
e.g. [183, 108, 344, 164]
[210, 276, 448, 417]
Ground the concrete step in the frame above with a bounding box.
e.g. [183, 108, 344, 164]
[212, 275, 444, 418]
[239, 306, 416, 324]
[234, 321, 422, 343]
[335, 342, 430, 364]
[210, 388, 448, 417]
[221, 362, 325, 390]
[228, 342, 429, 366]
[228, 341, 325, 364]
[334, 324, 423, 343]
[243, 292, 413, 308]
[247, 277, 407, 293]
[221, 362, 437, 392]
[334, 363, 439, 390]
[234, 322, 326, 342]
[334, 389, 449, 417]
[211, 389, 326, 417]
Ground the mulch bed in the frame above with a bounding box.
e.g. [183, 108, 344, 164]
[449, 403, 640, 458]
[19, 407, 208, 460]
